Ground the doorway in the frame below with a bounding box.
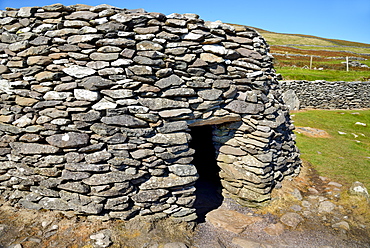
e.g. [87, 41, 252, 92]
[189, 125, 224, 222]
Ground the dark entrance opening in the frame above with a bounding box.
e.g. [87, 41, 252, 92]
[189, 125, 223, 222]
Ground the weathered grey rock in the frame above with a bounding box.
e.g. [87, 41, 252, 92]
[282, 89, 300, 111]
[58, 182, 90, 193]
[72, 110, 101, 122]
[39, 197, 70, 211]
[62, 170, 91, 180]
[225, 100, 264, 114]
[280, 212, 303, 228]
[168, 164, 197, 176]
[154, 74, 183, 89]
[74, 89, 100, 101]
[67, 34, 102, 44]
[83, 170, 146, 185]
[46, 132, 89, 148]
[147, 133, 190, 145]
[65, 163, 109, 172]
[0, 123, 23, 134]
[139, 174, 198, 190]
[101, 89, 133, 99]
[206, 209, 262, 234]
[318, 201, 336, 213]
[349, 181, 369, 199]
[137, 41, 163, 51]
[132, 189, 168, 202]
[85, 150, 112, 163]
[90, 52, 119, 61]
[10, 142, 60, 154]
[101, 115, 148, 127]
[139, 98, 188, 110]
[63, 65, 96, 78]
[92, 98, 117, 110]
[232, 238, 272, 248]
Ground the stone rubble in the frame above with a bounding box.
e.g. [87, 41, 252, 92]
[0, 4, 301, 221]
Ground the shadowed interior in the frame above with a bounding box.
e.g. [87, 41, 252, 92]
[189, 125, 224, 222]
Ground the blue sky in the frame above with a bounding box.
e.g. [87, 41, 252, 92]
[0, 0, 369, 44]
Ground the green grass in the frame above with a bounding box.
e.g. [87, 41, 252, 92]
[291, 110, 370, 189]
[276, 67, 370, 81]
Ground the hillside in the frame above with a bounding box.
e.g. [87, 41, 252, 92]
[233, 25, 370, 81]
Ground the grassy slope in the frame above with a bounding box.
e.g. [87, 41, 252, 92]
[246, 27, 370, 81]
[291, 110, 370, 189]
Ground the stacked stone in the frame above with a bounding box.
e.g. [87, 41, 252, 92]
[0, 4, 300, 221]
[280, 80, 370, 109]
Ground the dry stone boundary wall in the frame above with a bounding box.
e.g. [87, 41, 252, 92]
[0, 4, 300, 222]
[280, 80, 370, 110]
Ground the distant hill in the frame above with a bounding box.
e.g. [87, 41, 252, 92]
[229, 24, 370, 81]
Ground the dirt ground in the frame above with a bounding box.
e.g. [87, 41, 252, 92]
[0, 162, 369, 248]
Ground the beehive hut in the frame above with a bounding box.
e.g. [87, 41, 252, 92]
[0, 4, 301, 222]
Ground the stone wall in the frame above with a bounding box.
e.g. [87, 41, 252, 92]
[0, 4, 300, 221]
[280, 80, 370, 110]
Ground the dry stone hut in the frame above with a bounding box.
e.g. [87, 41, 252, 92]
[0, 4, 301, 222]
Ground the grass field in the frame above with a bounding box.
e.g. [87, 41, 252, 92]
[291, 109, 370, 189]
[247, 27, 370, 81]
[275, 67, 370, 81]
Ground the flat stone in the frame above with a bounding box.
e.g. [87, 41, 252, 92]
[132, 189, 168, 202]
[101, 115, 148, 127]
[206, 209, 262, 234]
[127, 65, 152, 75]
[200, 53, 223, 63]
[67, 34, 102, 44]
[96, 38, 135, 47]
[10, 142, 60, 154]
[85, 150, 112, 163]
[63, 65, 96, 78]
[43, 91, 72, 100]
[90, 52, 119, 61]
[83, 170, 146, 185]
[318, 201, 336, 213]
[147, 133, 190, 145]
[280, 212, 303, 229]
[232, 238, 272, 248]
[225, 100, 264, 114]
[168, 164, 197, 176]
[46, 132, 90, 148]
[92, 98, 117, 110]
[136, 41, 163, 51]
[139, 174, 198, 190]
[58, 182, 90, 193]
[219, 145, 247, 156]
[155, 74, 183, 89]
[39, 197, 70, 211]
[65, 163, 109, 172]
[72, 110, 101, 122]
[74, 89, 100, 101]
[157, 121, 188, 133]
[101, 89, 133, 99]
[65, 11, 98, 20]
[159, 109, 192, 118]
[81, 76, 116, 90]
[139, 98, 188, 110]
[197, 89, 223, 100]
[62, 170, 90, 180]
[264, 223, 285, 236]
